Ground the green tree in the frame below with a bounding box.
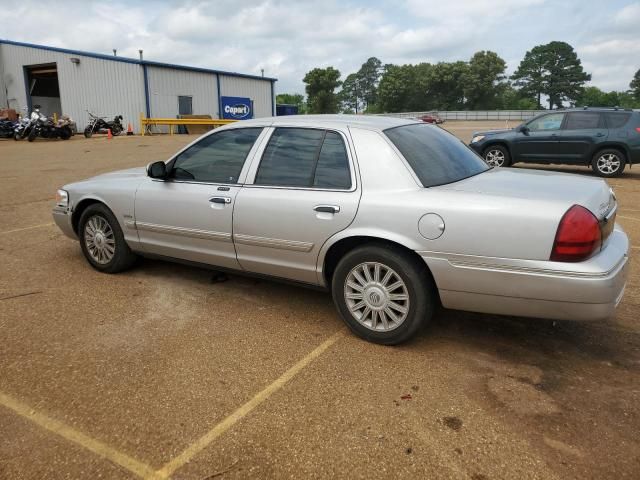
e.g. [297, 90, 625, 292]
[498, 84, 539, 109]
[377, 64, 420, 112]
[463, 51, 507, 109]
[275, 93, 307, 114]
[303, 67, 342, 113]
[512, 41, 590, 109]
[424, 61, 468, 110]
[339, 73, 361, 113]
[631, 69, 640, 100]
[356, 57, 383, 111]
[576, 86, 640, 109]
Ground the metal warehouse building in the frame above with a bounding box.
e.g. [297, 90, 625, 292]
[0, 39, 276, 132]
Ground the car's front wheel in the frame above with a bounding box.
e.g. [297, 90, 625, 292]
[331, 244, 436, 345]
[592, 149, 625, 177]
[483, 145, 511, 167]
[78, 204, 137, 273]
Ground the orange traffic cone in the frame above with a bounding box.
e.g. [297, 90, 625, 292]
[127, 123, 134, 136]
[107, 128, 112, 140]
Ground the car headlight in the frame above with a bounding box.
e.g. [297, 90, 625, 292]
[471, 135, 485, 143]
[55, 189, 69, 208]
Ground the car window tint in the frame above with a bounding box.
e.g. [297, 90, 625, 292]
[172, 128, 262, 183]
[527, 113, 565, 131]
[604, 113, 631, 129]
[565, 112, 601, 130]
[385, 123, 489, 188]
[255, 128, 325, 187]
[313, 132, 351, 189]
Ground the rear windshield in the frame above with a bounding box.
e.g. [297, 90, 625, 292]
[385, 123, 489, 187]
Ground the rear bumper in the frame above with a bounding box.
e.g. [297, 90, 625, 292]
[419, 226, 629, 322]
[52, 206, 77, 239]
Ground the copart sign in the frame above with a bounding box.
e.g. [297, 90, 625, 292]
[221, 96, 253, 120]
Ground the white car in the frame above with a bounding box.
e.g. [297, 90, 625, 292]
[53, 115, 629, 344]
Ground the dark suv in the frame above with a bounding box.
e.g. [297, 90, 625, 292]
[468, 108, 640, 177]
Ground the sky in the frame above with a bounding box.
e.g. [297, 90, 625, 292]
[1, 0, 639, 95]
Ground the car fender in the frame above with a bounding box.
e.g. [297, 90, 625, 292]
[315, 226, 426, 286]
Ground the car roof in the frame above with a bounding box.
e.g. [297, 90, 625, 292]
[557, 107, 636, 113]
[232, 114, 418, 131]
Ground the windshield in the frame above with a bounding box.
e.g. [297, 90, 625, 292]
[384, 123, 490, 187]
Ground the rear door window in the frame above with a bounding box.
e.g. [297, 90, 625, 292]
[603, 113, 631, 129]
[255, 128, 351, 189]
[565, 112, 603, 130]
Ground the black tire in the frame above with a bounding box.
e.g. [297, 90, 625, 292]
[111, 125, 122, 136]
[27, 129, 37, 142]
[483, 144, 511, 167]
[331, 243, 436, 345]
[591, 148, 626, 178]
[84, 127, 93, 138]
[60, 126, 72, 140]
[14, 132, 21, 141]
[78, 204, 137, 273]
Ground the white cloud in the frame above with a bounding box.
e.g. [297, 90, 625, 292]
[1, 0, 638, 94]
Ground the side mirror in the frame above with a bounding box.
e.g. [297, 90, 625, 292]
[147, 161, 167, 179]
[518, 125, 530, 135]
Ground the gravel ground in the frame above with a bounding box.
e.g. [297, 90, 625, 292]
[0, 121, 638, 479]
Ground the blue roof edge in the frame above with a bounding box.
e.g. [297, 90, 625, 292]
[0, 39, 277, 82]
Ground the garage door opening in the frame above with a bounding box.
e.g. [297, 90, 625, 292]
[25, 63, 61, 116]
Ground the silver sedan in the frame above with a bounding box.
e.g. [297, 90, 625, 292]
[53, 115, 629, 344]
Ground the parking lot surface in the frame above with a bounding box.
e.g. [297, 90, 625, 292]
[1, 122, 639, 479]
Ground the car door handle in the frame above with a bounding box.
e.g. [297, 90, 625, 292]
[596, 133, 605, 137]
[209, 196, 231, 204]
[314, 205, 340, 214]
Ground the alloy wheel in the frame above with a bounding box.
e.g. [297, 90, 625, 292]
[84, 215, 116, 264]
[344, 262, 410, 332]
[485, 149, 505, 167]
[596, 153, 621, 175]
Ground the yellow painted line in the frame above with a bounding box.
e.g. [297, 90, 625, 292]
[0, 222, 55, 235]
[153, 330, 345, 479]
[618, 215, 640, 222]
[0, 391, 160, 479]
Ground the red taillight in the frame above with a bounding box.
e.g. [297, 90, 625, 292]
[635, 127, 640, 134]
[550, 205, 601, 262]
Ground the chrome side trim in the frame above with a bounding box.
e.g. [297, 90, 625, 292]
[233, 233, 314, 252]
[134, 221, 232, 242]
[124, 220, 136, 229]
[445, 258, 625, 279]
[417, 249, 627, 279]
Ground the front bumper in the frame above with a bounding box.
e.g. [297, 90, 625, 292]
[52, 206, 77, 239]
[420, 226, 629, 322]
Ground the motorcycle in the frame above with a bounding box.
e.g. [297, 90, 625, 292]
[84, 112, 123, 138]
[13, 108, 35, 140]
[0, 119, 17, 139]
[27, 108, 72, 142]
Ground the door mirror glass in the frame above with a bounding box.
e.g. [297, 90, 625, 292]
[147, 161, 167, 179]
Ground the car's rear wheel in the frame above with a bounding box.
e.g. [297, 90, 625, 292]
[78, 204, 137, 273]
[591, 149, 625, 177]
[331, 244, 435, 345]
[483, 145, 511, 167]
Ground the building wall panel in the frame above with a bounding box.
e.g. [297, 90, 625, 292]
[0, 43, 146, 131]
[147, 66, 218, 120]
[219, 75, 274, 118]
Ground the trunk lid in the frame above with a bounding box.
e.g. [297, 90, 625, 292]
[442, 168, 615, 220]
